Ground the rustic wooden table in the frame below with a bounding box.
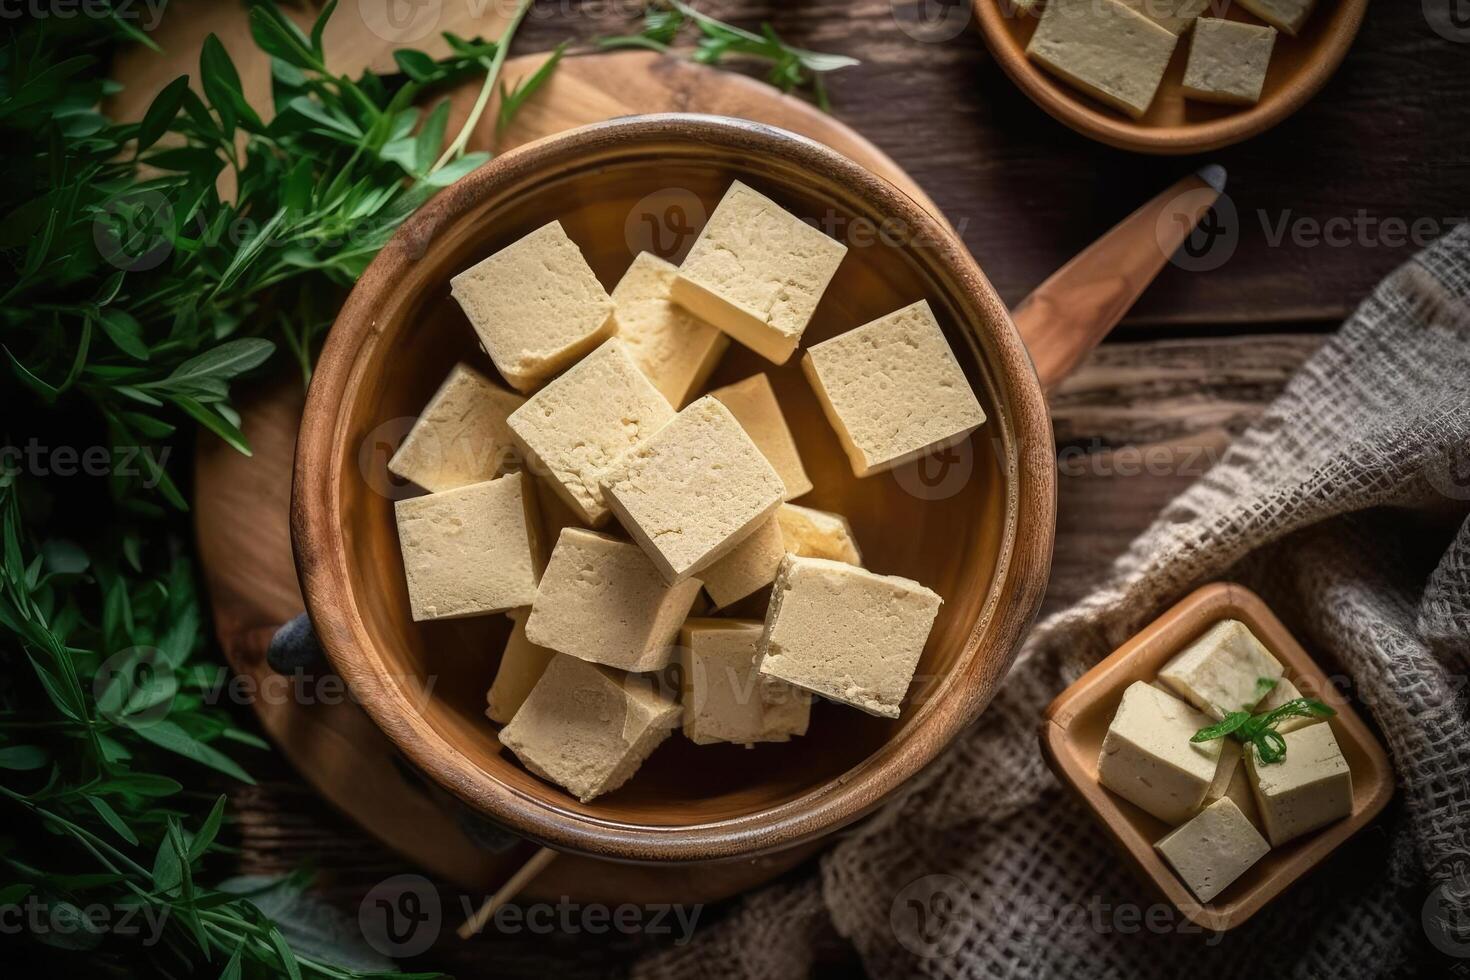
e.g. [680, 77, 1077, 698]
[215, 2, 1469, 976]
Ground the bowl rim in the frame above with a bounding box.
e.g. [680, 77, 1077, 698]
[973, 0, 1370, 155]
[291, 113, 1057, 862]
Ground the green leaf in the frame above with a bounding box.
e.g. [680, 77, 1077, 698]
[1191, 711, 1251, 743]
[310, 0, 339, 56]
[189, 795, 228, 860]
[97, 308, 150, 360]
[151, 338, 274, 390]
[498, 44, 565, 134]
[0, 745, 49, 770]
[268, 925, 304, 980]
[171, 395, 253, 456]
[218, 945, 244, 980]
[137, 75, 190, 153]
[200, 35, 243, 137]
[394, 49, 440, 82]
[0, 883, 33, 905]
[87, 795, 140, 846]
[152, 826, 183, 892]
[135, 721, 255, 784]
[249, 3, 322, 71]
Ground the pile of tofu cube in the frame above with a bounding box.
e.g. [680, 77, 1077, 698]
[1022, 0, 1321, 118]
[1099, 619, 1353, 904]
[389, 181, 988, 803]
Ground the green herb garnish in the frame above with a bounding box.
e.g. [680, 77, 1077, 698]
[598, 0, 859, 110]
[1192, 697, 1337, 764]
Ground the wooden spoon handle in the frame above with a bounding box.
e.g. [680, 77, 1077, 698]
[1011, 166, 1227, 391]
[458, 846, 560, 939]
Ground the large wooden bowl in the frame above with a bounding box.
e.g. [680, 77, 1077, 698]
[975, 0, 1369, 154]
[291, 114, 1056, 863]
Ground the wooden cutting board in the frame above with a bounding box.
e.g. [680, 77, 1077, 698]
[189, 47, 944, 902]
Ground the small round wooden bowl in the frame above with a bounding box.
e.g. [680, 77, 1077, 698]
[975, 0, 1368, 154]
[291, 114, 1055, 863]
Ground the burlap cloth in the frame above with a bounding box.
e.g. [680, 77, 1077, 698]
[636, 227, 1470, 979]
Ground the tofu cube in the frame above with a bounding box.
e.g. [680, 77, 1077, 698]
[1119, 0, 1210, 34]
[1183, 18, 1277, 106]
[1254, 676, 1323, 734]
[757, 555, 942, 719]
[1026, 0, 1180, 119]
[524, 528, 702, 672]
[388, 364, 524, 493]
[1159, 619, 1285, 719]
[708, 374, 813, 499]
[672, 182, 847, 363]
[499, 654, 680, 802]
[507, 339, 674, 526]
[803, 300, 986, 477]
[680, 619, 810, 746]
[1247, 723, 1353, 846]
[1097, 681, 1222, 824]
[1155, 798, 1271, 903]
[612, 253, 730, 407]
[699, 516, 786, 609]
[394, 473, 540, 621]
[1235, 0, 1316, 36]
[485, 608, 557, 724]
[450, 221, 616, 392]
[1189, 739, 1263, 830]
[602, 396, 786, 584]
[776, 504, 863, 565]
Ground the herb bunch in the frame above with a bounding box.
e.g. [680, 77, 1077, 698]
[1191, 696, 1337, 764]
[0, 0, 549, 975]
[599, 0, 858, 110]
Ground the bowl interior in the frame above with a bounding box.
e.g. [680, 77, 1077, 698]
[977, 0, 1367, 153]
[304, 119, 1052, 855]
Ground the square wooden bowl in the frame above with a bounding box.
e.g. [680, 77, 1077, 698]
[1039, 582, 1394, 931]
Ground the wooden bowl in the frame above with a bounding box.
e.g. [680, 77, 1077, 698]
[975, 0, 1369, 154]
[292, 114, 1056, 863]
[1040, 582, 1394, 930]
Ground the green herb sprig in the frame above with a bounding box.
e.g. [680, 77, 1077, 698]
[1191, 697, 1337, 764]
[2, 0, 552, 974]
[597, 0, 859, 110]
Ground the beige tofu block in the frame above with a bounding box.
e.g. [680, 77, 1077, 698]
[612, 253, 731, 407]
[394, 473, 540, 622]
[1183, 18, 1277, 106]
[803, 300, 986, 477]
[708, 374, 813, 499]
[602, 396, 786, 584]
[699, 517, 786, 609]
[1026, 0, 1180, 119]
[1235, 0, 1316, 36]
[450, 221, 616, 392]
[1247, 723, 1353, 846]
[680, 619, 810, 745]
[507, 339, 674, 526]
[388, 363, 524, 493]
[1159, 619, 1285, 719]
[1188, 739, 1264, 831]
[1097, 681, 1222, 824]
[524, 528, 702, 672]
[485, 609, 557, 724]
[499, 654, 680, 802]
[1155, 798, 1271, 903]
[671, 182, 848, 363]
[776, 504, 863, 565]
[1220, 760, 1265, 832]
[757, 555, 942, 719]
[1119, 0, 1210, 34]
[1255, 676, 1323, 734]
